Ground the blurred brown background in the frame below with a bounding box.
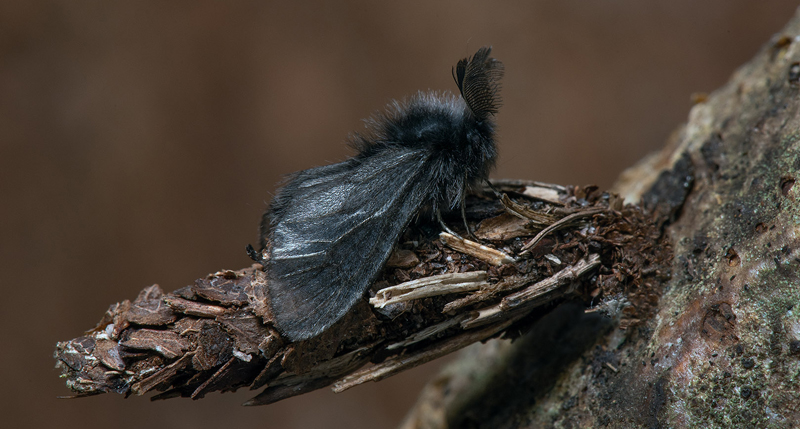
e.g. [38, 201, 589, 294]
[2, 1, 796, 428]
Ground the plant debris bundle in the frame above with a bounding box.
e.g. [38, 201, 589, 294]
[54, 180, 671, 406]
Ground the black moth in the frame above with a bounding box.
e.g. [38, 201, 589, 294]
[254, 47, 503, 341]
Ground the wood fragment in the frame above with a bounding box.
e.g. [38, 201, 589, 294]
[370, 271, 489, 308]
[272, 343, 379, 387]
[130, 353, 193, 395]
[386, 249, 421, 268]
[250, 348, 288, 390]
[243, 376, 340, 406]
[500, 254, 600, 310]
[521, 186, 565, 205]
[332, 321, 512, 393]
[462, 254, 601, 329]
[519, 207, 606, 255]
[442, 274, 535, 314]
[163, 297, 227, 318]
[488, 179, 568, 194]
[438, 232, 515, 266]
[499, 194, 559, 225]
[94, 339, 125, 371]
[474, 213, 541, 241]
[386, 315, 469, 350]
[191, 357, 236, 399]
[124, 285, 178, 326]
[244, 343, 377, 406]
[119, 329, 189, 359]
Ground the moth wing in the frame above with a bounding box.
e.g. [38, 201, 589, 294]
[267, 147, 430, 340]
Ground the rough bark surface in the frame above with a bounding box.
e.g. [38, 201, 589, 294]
[401, 10, 800, 429]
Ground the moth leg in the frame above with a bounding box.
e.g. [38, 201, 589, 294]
[485, 179, 503, 198]
[460, 191, 479, 241]
[245, 244, 268, 268]
[436, 208, 460, 237]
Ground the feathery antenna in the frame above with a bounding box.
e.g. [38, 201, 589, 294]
[453, 47, 504, 120]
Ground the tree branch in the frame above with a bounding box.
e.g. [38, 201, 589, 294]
[54, 181, 671, 405]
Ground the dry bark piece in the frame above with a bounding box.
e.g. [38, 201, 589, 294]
[192, 274, 250, 306]
[474, 212, 541, 241]
[94, 339, 125, 371]
[332, 321, 514, 393]
[119, 329, 189, 359]
[125, 285, 178, 326]
[244, 343, 378, 406]
[217, 311, 269, 355]
[386, 249, 421, 268]
[164, 297, 227, 318]
[130, 353, 193, 395]
[192, 322, 235, 371]
[438, 232, 515, 265]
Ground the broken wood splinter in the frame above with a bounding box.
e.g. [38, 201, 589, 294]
[370, 271, 489, 308]
[438, 232, 515, 265]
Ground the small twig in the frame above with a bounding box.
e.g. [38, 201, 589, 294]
[462, 254, 601, 329]
[484, 179, 568, 205]
[164, 297, 227, 318]
[500, 194, 559, 225]
[500, 254, 600, 310]
[439, 232, 515, 265]
[519, 207, 606, 255]
[370, 271, 489, 308]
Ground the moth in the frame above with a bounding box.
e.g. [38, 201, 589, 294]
[252, 47, 504, 341]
